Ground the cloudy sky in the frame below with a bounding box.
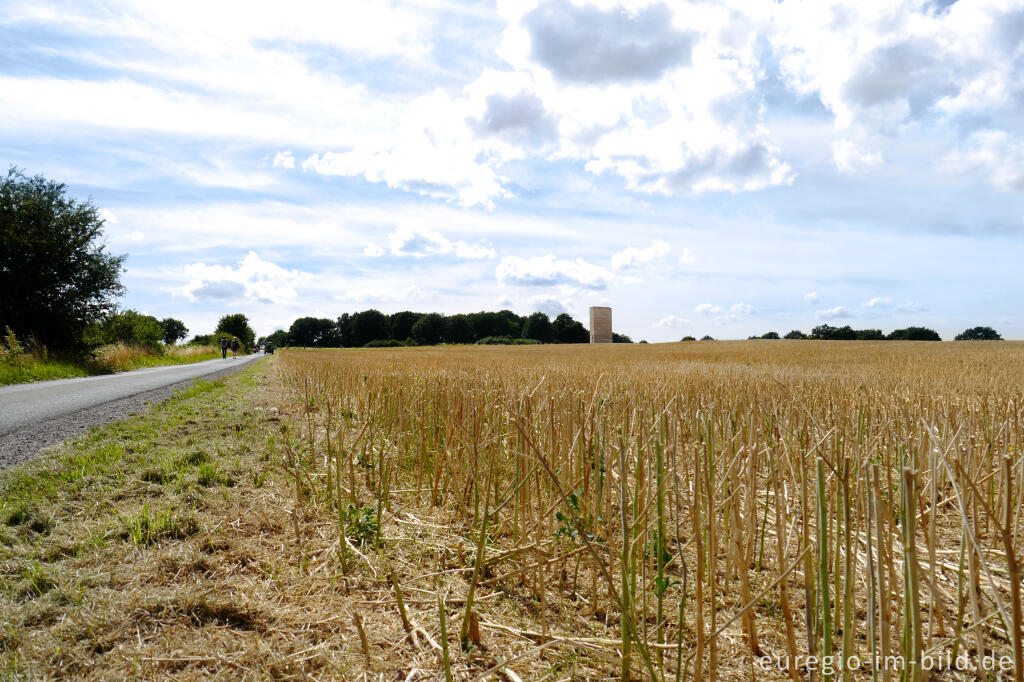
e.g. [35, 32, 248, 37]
[3, 0, 1022, 341]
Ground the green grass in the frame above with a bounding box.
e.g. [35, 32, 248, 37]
[0, 362, 275, 676]
[0, 345, 223, 387]
[0, 357, 89, 385]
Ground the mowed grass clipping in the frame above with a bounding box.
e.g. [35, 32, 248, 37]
[3, 342, 1023, 680]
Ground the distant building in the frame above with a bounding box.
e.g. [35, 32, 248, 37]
[589, 306, 612, 343]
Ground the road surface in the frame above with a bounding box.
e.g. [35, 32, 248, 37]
[0, 354, 265, 471]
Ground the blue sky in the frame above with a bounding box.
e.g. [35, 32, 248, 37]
[2, 0, 1022, 341]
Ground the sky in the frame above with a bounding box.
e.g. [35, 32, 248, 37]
[2, 0, 1022, 341]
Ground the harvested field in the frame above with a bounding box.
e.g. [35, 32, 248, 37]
[2, 341, 1022, 680]
[275, 341, 1024, 680]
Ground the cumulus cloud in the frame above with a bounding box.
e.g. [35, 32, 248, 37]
[655, 315, 691, 329]
[468, 91, 557, 145]
[678, 248, 695, 265]
[98, 208, 119, 224]
[816, 306, 854, 319]
[273, 150, 296, 169]
[944, 130, 1024, 191]
[522, 0, 694, 84]
[694, 302, 755, 322]
[832, 140, 883, 173]
[496, 254, 616, 289]
[611, 240, 670, 269]
[190, 280, 246, 300]
[864, 296, 892, 308]
[180, 251, 311, 304]
[364, 225, 495, 260]
[804, 292, 819, 304]
[529, 294, 570, 317]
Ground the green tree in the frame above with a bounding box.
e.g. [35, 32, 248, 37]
[159, 317, 188, 345]
[681, 335, 696, 341]
[215, 313, 255, 351]
[347, 309, 390, 346]
[260, 329, 288, 348]
[612, 333, 634, 343]
[855, 328, 884, 340]
[91, 310, 164, 349]
[552, 313, 589, 343]
[389, 311, 422, 341]
[289, 317, 337, 347]
[0, 167, 125, 350]
[887, 326, 941, 341]
[783, 330, 807, 339]
[412, 313, 447, 345]
[446, 314, 474, 344]
[522, 312, 554, 343]
[955, 326, 1002, 341]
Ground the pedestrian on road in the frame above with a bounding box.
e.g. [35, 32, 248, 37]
[230, 337, 240, 358]
[219, 336, 228, 359]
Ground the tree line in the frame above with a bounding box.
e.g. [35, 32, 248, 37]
[741, 324, 1003, 341]
[262, 310, 634, 348]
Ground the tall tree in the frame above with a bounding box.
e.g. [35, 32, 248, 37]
[215, 313, 255, 350]
[159, 317, 188, 345]
[552, 313, 589, 343]
[412, 313, 448, 345]
[522, 312, 554, 343]
[389, 311, 422, 341]
[347, 309, 390, 346]
[289, 316, 337, 347]
[446, 314, 474, 344]
[0, 167, 125, 350]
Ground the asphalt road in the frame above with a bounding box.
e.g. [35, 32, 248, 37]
[0, 353, 265, 471]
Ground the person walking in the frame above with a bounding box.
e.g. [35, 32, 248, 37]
[219, 336, 228, 359]
[230, 336, 240, 358]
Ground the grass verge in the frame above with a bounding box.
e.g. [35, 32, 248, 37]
[0, 362, 282, 679]
[0, 344, 224, 387]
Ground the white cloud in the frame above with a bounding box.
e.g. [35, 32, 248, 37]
[529, 295, 570, 318]
[804, 292, 819, 304]
[98, 208, 119, 224]
[611, 240, 670, 269]
[678, 248, 695, 265]
[864, 296, 892, 308]
[273, 150, 296, 169]
[694, 302, 755, 322]
[816, 306, 854, 319]
[944, 130, 1024, 191]
[496, 254, 616, 289]
[364, 225, 496, 260]
[656, 315, 691, 329]
[179, 251, 312, 304]
[832, 140, 883, 173]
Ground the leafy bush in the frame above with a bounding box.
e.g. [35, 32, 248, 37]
[87, 310, 164, 350]
[475, 336, 515, 345]
[365, 338, 404, 348]
[887, 327, 941, 341]
[955, 326, 1002, 341]
[784, 330, 807, 339]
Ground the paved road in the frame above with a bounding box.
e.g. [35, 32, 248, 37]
[0, 354, 265, 471]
